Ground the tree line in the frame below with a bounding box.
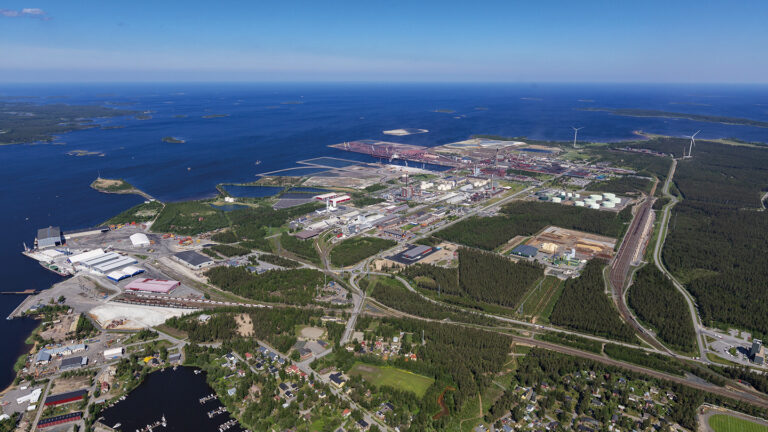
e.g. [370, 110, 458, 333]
[549, 260, 636, 342]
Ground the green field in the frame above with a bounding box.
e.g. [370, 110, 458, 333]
[348, 362, 434, 398]
[709, 414, 768, 432]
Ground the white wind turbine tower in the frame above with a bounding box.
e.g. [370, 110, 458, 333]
[686, 130, 701, 158]
[572, 126, 584, 148]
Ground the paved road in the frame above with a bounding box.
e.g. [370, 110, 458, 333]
[651, 159, 709, 361]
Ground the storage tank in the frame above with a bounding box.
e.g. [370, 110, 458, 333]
[551, 197, 562, 203]
[590, 194, 603, 201]
[574, 193, 581, 199]
[584, 198, 595, 205]
[602, 201, 616, 208]
[602, 192, 616, 200]
[574, 201, 585, 207]
[566, 192, 573, 198]
[589, 203, 600, 209]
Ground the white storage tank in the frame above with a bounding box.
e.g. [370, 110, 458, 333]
[574, 201, 585, 207]
[602, 192, 616, 200]
[566, 192, 573, 198]
[590, 194, 603, 201]
[574, 193, 581, 198]
[551, 197, 562, 203]
[584, 199, 595, 206]
[589, 203, 600, 209]
[602, 201, 616, 208]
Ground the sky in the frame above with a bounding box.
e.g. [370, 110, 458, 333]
[1, 1, 767, 83]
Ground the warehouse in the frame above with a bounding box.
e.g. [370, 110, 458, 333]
[403, 245, 433, 260]
[103, 347, 124, 360]
[174, 250, 214, 270]
[124, 278, 180, 294]
[36, 226, 63, 249]
[44, 389, 88, 406]
[77, 251, 137, 274]
[129, 233, 150, 247]
[511, 245, 539, 258]
[59, 356, 88, 371]
[106, 265, 145, 282]
[36, 412, 82, 429]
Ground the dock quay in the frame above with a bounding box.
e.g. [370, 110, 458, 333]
[0, 289, 40, 295]
[207, 406, 228, 418]
[199, 393, 218, 404]
[218, 419, 238, 431]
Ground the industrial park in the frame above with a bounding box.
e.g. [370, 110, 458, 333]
[4, 131, 768, 432]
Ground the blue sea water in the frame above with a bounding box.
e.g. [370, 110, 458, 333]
[1, 82, 768, 388]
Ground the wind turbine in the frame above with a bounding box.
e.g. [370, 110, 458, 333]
[572, 127, 584, 148]
[687, 130, 701, 158]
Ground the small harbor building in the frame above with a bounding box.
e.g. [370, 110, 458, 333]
[129, 233, 150, 247]
[37, 226, 63, 249]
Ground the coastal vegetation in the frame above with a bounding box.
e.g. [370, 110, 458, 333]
[106, 201, 163, 224]
[91, 177, 134, 192]
[582, 107, 768, 129]
[0, 101, 134, 145]
[329, 237, 397, 267]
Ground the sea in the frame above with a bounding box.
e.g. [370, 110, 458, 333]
[1, 82, 768, 392]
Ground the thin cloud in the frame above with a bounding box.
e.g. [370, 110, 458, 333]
[0, 8, 49, 19]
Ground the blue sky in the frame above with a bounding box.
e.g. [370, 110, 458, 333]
[1, 1, 767, 82]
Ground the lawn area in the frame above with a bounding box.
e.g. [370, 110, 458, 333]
[709, 414, 768, 432]
[348, 362, 434, 398]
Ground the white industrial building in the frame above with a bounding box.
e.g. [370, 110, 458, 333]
[69, 249, 137, 275]
[129, 233, 150, 247]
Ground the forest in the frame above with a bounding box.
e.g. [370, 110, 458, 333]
[205, 244, 250, 257]
[205, 266, 324, 305]
[375, 318, 512, 428]
[398, 248, 542, 310]
[627, 265, 697, 352]
[549, 260, 636, 342]
[433, 201, 630, 250]
[588, 176, 653, 194]
[457, 247, 542, 307]
[366, 275, 492, 326]
[279, 232, 321, 264]
[253, 253, 301, 268]
[652, 141, 768, 335]
[329, 237, 397, 267]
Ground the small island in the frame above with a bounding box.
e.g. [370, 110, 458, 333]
[161, 136, 186, 144]
[383, 128, 429, 136]
[91, 177, 155, 200]
[201, 113, 229, 119]
[67, 149, 105, 157]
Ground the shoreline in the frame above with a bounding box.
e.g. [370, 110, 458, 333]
[90, 178, 158, 202]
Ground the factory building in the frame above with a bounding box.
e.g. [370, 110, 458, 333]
[511, 245, 538, 258]
[129, 233, 150, 247]
[402, 245, 433, 261]
[59, 356, 88, 371]
[36, 226, 63, 249]
[173, 250, 215, 270]
[44, 389, 88, 407]
[69, 249, 137, 274]
[124, 278, 180, 294]
[106, 265, 145, 282]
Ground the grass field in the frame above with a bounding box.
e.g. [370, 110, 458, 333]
[348, 362, 434, 398]
[519, 276, 562, 317]
[709, 414, 768, 432]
